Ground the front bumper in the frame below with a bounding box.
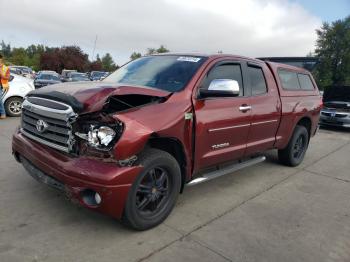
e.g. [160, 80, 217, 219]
[12, 129, 142, 219]
[319, 110, 350, 128]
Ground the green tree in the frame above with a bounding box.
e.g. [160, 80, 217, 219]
[314, 16, 350, 89]
[10, 47, 28, 65]
[156, 45, 169, 53]
[0, 40, 11, 57]
[130, 52, 142, 60]
[146, 48, 156, 55]
[101, 53, 117, 71]
[145, 45, 170, 55]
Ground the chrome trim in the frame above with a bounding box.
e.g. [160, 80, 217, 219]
[22, 97, 76, 121]
[187, 156, 266, 186]
[208, 124, 250, 133]
[252, 119, 278, 126]
[209, 119, 278, 133]
[321, 109, 350, 117]
[21, 96, 77, 153]
[212, 142, 230, 149]
[20, 128, 70, 153]
[239, 105, 251, 111]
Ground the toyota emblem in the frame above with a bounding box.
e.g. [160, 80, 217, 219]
[36, 119, 49, 133]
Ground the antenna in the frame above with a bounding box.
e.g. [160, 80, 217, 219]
[91, 35, 98, 61]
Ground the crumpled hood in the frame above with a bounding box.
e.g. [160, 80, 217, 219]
[27, 81, 171, 113]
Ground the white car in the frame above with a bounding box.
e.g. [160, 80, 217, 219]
[1, 74, 35, 117]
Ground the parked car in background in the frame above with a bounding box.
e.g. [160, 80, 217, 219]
[1, 74, 35, 117]
[61, 69, 77, 81]
[36, 70, 59, 77]
[12, 54, 322, 230]
[89, 71, 109, 81]
[9, 66, 35, 79]
[319, 86, 350, 128]
[34, 73, 62, 88]
[66, 72, 90, 82]
[10, 67, 23, 75]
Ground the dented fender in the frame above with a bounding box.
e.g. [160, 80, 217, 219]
[112, 114, 153, 160]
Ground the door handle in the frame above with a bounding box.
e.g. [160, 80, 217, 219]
[239, 105, 251, 112]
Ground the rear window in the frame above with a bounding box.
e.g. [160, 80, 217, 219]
[297, 74, 314, 90]
[248, 66, 267, 95]
[278, 70, 300, 90]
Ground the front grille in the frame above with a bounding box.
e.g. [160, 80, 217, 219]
[21, 97, 77, 153]
[323, 107, 350, 113]
[321, 111, 348, 118]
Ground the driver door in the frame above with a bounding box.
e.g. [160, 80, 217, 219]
[193, 61, 251, 172]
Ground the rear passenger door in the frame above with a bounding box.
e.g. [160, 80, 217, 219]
[245, 62, 281, 156]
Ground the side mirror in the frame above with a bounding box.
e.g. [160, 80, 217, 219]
[9, 75, 14, 82]
[199, 79, 240, 98]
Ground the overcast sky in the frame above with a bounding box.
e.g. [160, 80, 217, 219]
[0, 0, 348, 65]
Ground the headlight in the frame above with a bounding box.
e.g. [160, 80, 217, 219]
[88, 126, 116, 147]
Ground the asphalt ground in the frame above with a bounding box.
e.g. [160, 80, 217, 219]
[1, 117, 350, 262]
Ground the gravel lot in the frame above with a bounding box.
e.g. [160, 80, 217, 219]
[1, 117, 350, 262]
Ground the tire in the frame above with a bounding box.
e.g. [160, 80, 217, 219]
[122, 148, 181, 230]
[5, 97, 23, 117]
[278, 125, 309, 167]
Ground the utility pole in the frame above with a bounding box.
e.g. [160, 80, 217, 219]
[91, 35, 98, 61]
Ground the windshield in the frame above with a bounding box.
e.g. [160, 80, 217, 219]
[104, 55, 207, 92]
[71, 74, 89, 81]
[92, 72, 105, 77]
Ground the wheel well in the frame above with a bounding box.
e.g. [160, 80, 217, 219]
[5, 96, 24, 104]
[147, 137, 187, 193]
[296, 117, 312, 140]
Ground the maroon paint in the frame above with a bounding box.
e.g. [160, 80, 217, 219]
[12, 54, 322, 220]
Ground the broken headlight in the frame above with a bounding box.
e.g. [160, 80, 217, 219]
[76, 125, 119, 149]
[88, 126, 116, 147]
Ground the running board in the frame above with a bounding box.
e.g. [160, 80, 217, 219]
[187, 156, 266, 186]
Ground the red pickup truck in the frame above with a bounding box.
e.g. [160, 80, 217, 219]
[12, 54, 322, 230]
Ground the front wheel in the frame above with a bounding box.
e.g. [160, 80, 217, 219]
[278, 125, 309, 167]
[122, 149, 181, 230]
[5, 97, 23, 117]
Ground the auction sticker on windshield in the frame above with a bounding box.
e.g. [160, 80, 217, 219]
[177, 56, 201, 62]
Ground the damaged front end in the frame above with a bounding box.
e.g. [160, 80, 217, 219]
[21, 84, 171, 169]
[73, 93, 169, 162]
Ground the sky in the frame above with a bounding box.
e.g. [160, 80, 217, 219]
[0, 0, 348, 65]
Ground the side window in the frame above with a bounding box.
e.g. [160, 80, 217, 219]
[278, 70, 300, 90]
[248, 66, 267, 95]
[202, 64, 243, 96]
[298, 74, 314, 90]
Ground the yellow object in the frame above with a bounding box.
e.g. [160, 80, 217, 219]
[1, 65, 10, 89]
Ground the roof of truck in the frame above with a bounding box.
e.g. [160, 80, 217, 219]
[151, 53, 310, 73]
[151, 52, 265, 63]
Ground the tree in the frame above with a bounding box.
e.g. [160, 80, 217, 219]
[146, 48, 156, 55]
[39, 46, 90, 73]
[156, 45, 169, 53]
[40, 48, 61, 72]
[145, 45, 170, 55]
[130, 52, 142, 60]
[10, 48, 27, 65]
[89, 54, 103, 71]
[0, 40, 11, 57]
[101, 53, 117, 71]
[314, 16, 350, 89]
